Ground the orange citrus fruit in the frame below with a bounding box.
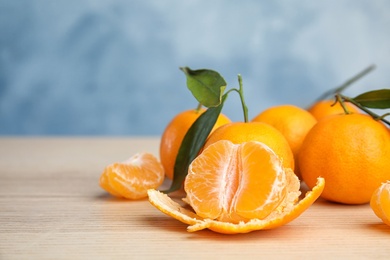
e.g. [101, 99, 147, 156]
[203, 122, 295, 171]
[308, 99, 360, 121]
[251, 104, 317, 177]
[148, 140, 325, 234]
[370, 181, 390, 226]
[99, 152, 164, 200]
[299, 113, 390, 204]
[160, 108, 231, 179]
[186, 140, 296, 223]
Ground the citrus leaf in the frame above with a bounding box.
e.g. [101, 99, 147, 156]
[163, 95, 227, 193]
[180, 67, 226, 108]
[353, 89, 390, 109]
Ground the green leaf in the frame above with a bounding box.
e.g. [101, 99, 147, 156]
[353, 89, 390, 109]
[180, 67, 226, 108]
[163, 95, 227, 193]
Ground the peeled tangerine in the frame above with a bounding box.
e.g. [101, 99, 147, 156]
[370, 181, 390, 226]
[148, 140, 324, 234]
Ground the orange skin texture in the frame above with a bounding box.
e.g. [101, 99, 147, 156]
[160, 109, 231, 179]
[299, 113, 390, 204]
[203, 122, 295, 171]
[308, 100, 360, 121]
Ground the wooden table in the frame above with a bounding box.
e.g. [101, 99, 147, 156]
[1, 137, 389, 259]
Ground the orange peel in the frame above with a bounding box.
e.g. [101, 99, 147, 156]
[148, 177, 324, 234]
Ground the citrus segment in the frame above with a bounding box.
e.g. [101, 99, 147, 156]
[234, 142, 286, 220]
[370, 181, 390, 226]
[99, 153, 164, 200]
[147, 177, 325, 234]
[100, 171, 123, 197]
[160, 109, 231, 179]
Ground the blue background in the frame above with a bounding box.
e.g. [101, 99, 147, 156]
[1, 0, 389, 135]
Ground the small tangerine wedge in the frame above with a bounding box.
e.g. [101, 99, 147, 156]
[148, 140, 325, 234]
[370, 181, 390, 226]
[100, 152, 164, 200]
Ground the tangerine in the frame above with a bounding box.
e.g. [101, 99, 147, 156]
[148, 140, 325, 234]
[185, 140, 296, 223]
[99, 152, 164, 200]
[299, 113, 390, 204]
[308, 99, 360, 121]
[251, 104, 317, 177]
[203, 122, 295, 171]
[160, 108, 231, 179]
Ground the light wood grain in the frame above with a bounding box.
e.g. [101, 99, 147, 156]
[1, 137, 389, 259]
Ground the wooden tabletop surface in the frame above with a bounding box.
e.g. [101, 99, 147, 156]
[1, 137, 389, 259]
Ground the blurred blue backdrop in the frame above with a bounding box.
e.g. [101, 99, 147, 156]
[1, 0, 389, 135]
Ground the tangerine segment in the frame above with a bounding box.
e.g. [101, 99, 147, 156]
[100, 171, 123, 197]
[185, 140, 287, 223]
[99, 153, 164, 200]
[370, 181, 390, 226]
[147, 177, 325, 234]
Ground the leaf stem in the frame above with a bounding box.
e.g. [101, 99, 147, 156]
[195, 102, 203, 112]
[377, 113, 390, 122]
[335, 94, 352, 114]
[237, 74, 249, 122]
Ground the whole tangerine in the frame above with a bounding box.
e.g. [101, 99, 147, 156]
[299, 113, 390, 204]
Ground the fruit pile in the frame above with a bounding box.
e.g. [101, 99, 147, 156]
[99, 66, 390, 234]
